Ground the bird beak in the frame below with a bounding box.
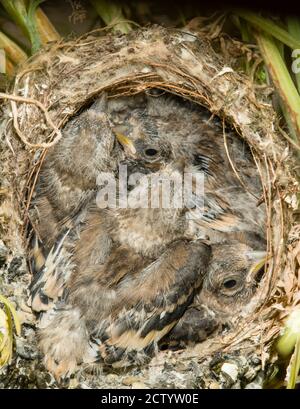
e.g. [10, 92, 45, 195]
[114, 130, 136, 155]
[246, 251, 268, 282]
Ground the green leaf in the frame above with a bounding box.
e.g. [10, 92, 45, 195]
[235, 10, 300, 50]
[0, 294, 21, 367]
[0, 30, 28, 64]
[287, 336, 300, 389]
[0, 0, 44, 54]
[254, 32, 300, 143]
[0, 307, 11, 366]
[277, 308, 300, 388]
[0, 294, 21, 336]
[89, 0, 132, 34]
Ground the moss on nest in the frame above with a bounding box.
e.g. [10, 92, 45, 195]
[0, 25, 299, 388]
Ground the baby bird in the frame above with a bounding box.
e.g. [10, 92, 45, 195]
[30, 93, 122, 254]
[29, 94, 124, 311]
[37, 225, 212, 379]
[31, 91, 265, 264]
[164, 233, 266, 347]
[108, 93, 265, 241]
[28, 91, 266, 379]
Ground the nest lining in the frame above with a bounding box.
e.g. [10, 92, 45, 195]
[0, 25, 299, 386]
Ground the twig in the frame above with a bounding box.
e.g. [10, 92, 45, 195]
[0, 92, 62, 148]
[222, 120, 260, 200]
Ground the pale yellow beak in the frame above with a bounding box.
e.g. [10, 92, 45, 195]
[114, 130, 136, 155]
[249, 257, 266, 275]
[247, 251, 268, 282]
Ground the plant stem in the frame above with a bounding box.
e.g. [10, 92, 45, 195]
[287, 336, 300, 389]
[5, 57, 14, 76]
[254, 31, 300, 142]
[35, 7, 60, 44]
[89, 0, 132, 34]
[235, 10, 300, 50]
[0, 30, 28, 64]
[0, 50, 14, 76]
[0, 48, 4, 73]
[0, 0, 43, 54]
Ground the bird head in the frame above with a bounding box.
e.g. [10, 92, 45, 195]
[113, 126, 172, 170]
[198, 242, 267, 317]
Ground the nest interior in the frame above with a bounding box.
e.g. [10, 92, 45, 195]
[0, 25, 299, 388]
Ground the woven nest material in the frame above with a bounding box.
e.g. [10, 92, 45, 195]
[0, 25, 299, 388]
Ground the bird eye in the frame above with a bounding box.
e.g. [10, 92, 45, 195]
[220, 275, 243, 296]
[144, 148, 158, 157]
[223, 279, 237, 289]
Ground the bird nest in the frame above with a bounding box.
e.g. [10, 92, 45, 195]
[0, 25, 299, 388]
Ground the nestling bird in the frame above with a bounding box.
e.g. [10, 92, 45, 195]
[163, 232, 266, 348]
[29, 93, 122, 255]
[35, 219, 265, 378]
[30, 91, 265, 262]
[29, 94, 125, 311]
[37, 225, 212, 378]
[108, 92, 265, 240]
[28, 91, 266, 379]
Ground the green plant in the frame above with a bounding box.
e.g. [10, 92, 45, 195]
[0, 294, 21, 367]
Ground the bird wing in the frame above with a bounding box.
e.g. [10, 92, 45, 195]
[88, 239, 211, 367]
[28, 228, 75, 312]
[28, 205, 112, 313]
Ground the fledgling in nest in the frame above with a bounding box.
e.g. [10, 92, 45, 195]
[164, 232, 266, 348]
[28, 92, 266, 379]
